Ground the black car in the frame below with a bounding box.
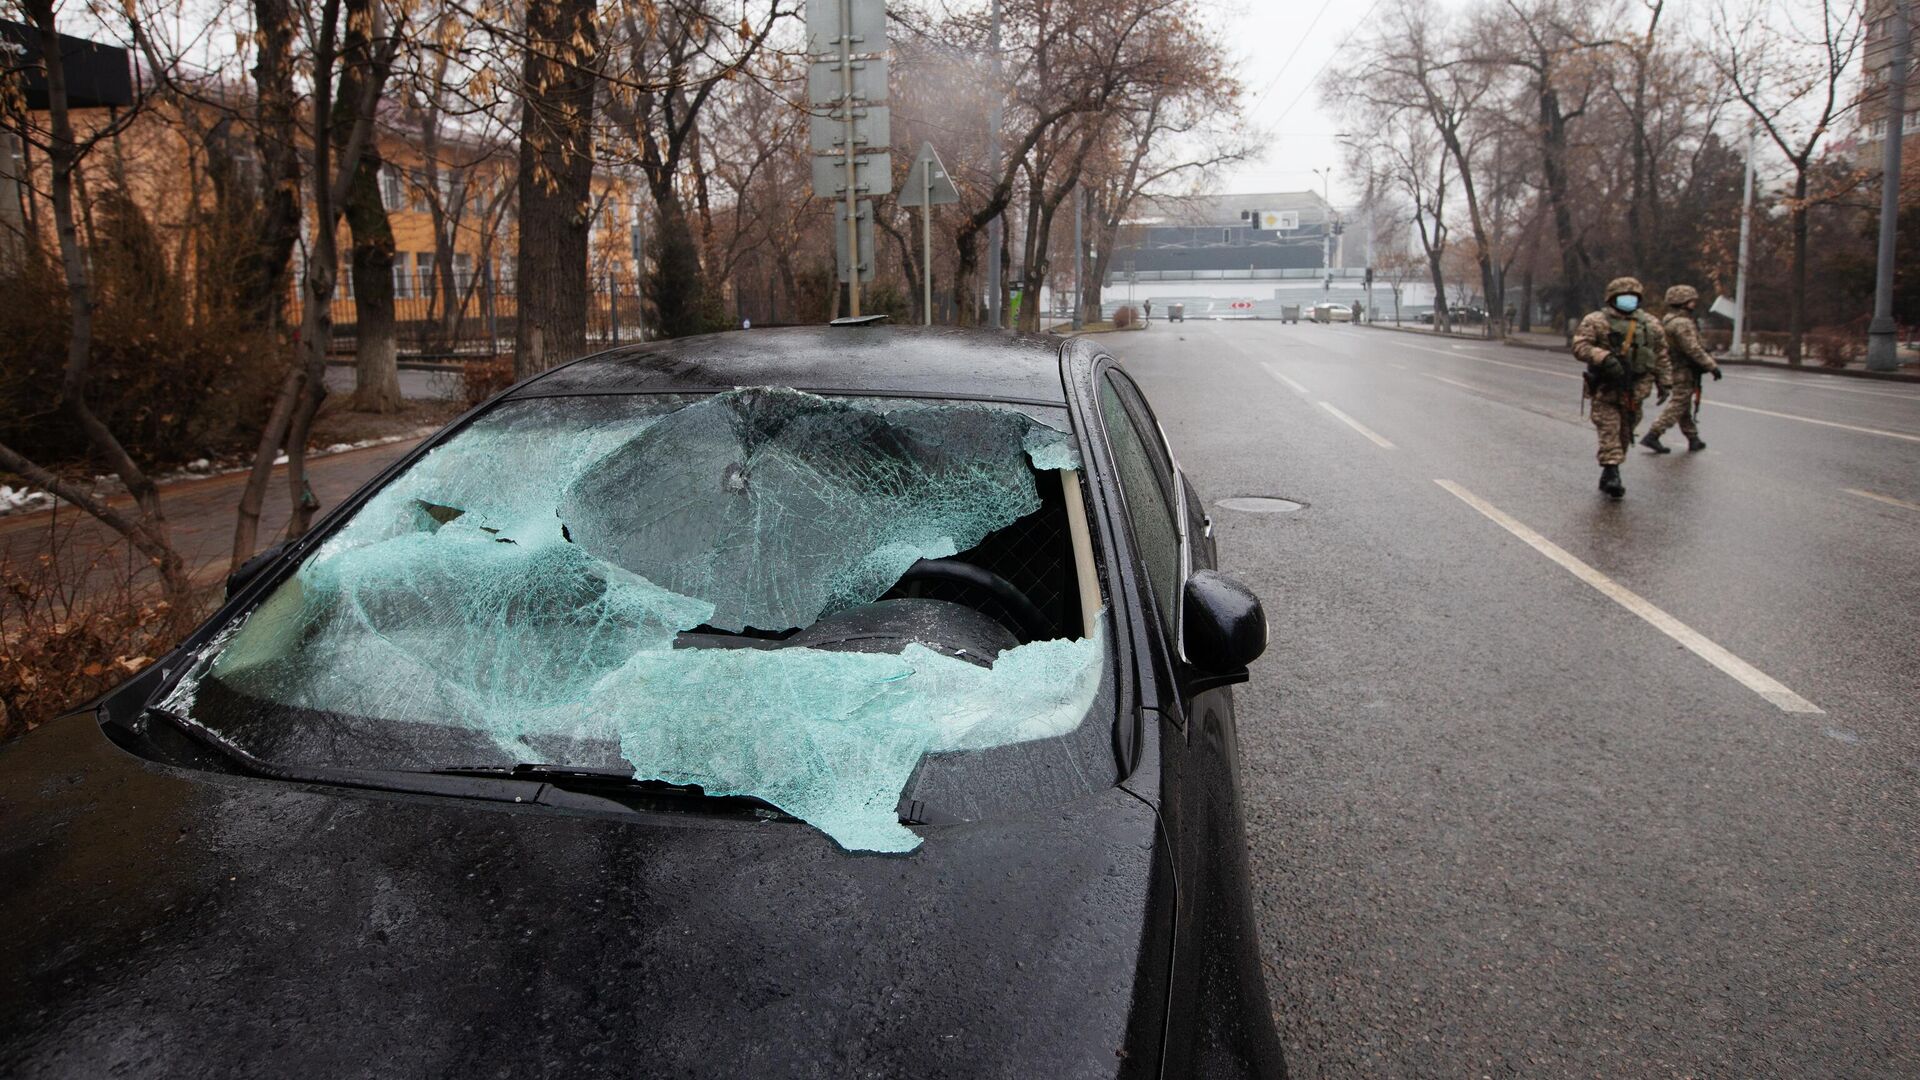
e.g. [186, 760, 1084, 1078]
[1, 325, 1284, 1079]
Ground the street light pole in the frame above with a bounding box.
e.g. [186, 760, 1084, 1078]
[1733, 124, 1755, 356]
[1313, 167, 1334, 271]
[1869, 0, 1912, 371]
[1072, 185, 1084, 331]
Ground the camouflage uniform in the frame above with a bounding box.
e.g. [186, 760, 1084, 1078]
[1647, 284, 1720, 441]
[1571, 277, 1671, 467]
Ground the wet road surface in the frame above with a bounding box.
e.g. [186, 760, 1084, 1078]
[1107, 320, 1920, 1077]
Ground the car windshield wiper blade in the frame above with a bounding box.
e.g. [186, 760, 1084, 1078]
[436, 764, 968, 827]
[428, 763, 795, 818]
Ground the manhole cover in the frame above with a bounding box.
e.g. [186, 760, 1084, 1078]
[1216, 496, 1305, 513]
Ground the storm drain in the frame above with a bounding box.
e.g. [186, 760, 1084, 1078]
[1216, 496, 1305, 513]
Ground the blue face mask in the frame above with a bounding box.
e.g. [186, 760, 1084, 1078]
[1614, 294, 1640, 313]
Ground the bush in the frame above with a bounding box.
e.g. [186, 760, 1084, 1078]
[0, 519, 212, 743]
[0, 189, 284, 472]
[1113, 306, 1136, 329]
[1810, 328, 1862, 368]
[460, 356, 517, 407]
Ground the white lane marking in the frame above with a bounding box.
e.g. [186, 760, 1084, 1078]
[1845, 488, 1920, 512]
[1433, 480, 1823, 714]
[1391, 339, 1581, 379]
[1317, 401, 1395, 448]
[1728, 370, 1920, 401]
[1261, 362, 1311, 395]
[1421, 372, 1489, 392]
[1707, 401, 1920, 443]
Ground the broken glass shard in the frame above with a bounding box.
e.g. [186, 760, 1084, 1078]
[164, 388, 1104, 852]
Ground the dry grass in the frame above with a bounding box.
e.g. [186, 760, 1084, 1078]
[0, 516, 215, 743]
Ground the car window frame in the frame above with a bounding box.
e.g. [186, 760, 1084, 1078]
[1091, 366, 1193, 664]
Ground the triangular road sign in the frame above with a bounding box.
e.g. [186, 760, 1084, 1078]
[898, 142, 959, 207]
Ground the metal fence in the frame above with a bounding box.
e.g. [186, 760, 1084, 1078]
[301, 271, 649, 358]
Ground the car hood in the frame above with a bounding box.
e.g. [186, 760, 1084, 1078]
[0, 717, 1164, 1079]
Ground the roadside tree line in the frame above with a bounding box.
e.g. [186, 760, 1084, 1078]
[1326, 0, 1889, 363]
[0, 0, 1242, 620]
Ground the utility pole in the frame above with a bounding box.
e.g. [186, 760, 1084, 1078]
[1072, 185, 1084, 331]
[1869, 0, 1912, 370]
[986, 0, 1003, 328]
[1733, 123, 1755, 356]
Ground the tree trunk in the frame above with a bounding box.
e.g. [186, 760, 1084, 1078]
[248, 0, 302, 332]
[22, 1, 186, 596]
[1787, 168, 1809, 365]
[1538, 86, 1586, 335]
[513, 0, 598, 377]
[644, 195, 710, 338]
[342, 115, 400, 412]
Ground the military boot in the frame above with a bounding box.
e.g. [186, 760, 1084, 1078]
[1640, 431, 1670, 454]
[1599, 465, 1625, 499]
[1686, 434, 1706, 451]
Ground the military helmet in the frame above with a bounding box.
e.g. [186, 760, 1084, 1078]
[1604, 276, 1644, 300]
[1665, 284, 1699, 306]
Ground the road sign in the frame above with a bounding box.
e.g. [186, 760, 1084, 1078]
[805, 0, 886, 56]
[809, 103, 889, 153]
[835, 200, 875, 283]
[805, 0, 889, 318]
[811, 151, 892, 198]
[1230, 300, 1253, 310]
[1708, 295, 1738, 321]
[807, 54, 889, 107]
[897, 142, 959, 207]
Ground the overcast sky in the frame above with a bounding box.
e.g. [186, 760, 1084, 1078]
[1208, 0, 1393, 207]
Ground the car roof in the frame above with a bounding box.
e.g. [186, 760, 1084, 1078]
[505, 324, 1072, 406]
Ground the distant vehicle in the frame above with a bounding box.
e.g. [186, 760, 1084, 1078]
[1169, 302, 1186, 322]
[1281, 304, 1301, 324]
[1312, 302, 1351, 323]
[2, 325, 1286, 1080]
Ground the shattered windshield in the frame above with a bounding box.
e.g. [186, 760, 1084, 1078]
[161, 388, 1113, 853]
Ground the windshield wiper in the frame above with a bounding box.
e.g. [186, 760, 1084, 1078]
[428, 763, 796, 819]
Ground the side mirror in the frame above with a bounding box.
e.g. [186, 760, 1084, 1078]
[226, 542, 287, 599]
[1181, 570, 1267, 693]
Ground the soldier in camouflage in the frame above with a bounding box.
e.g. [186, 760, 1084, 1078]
[1641, 284, 1723, 453]
[1571, 277, 1671, 498]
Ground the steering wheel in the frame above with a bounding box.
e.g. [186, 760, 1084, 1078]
[896, 558, 1051, 643]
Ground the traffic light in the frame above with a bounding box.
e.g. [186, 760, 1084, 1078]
[1324, 274, 1332, 291]
[1364, 267, 1374, 287]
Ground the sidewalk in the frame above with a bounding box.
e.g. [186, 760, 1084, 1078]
[1361, 321, 1920, 383]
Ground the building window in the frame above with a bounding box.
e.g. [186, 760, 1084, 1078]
[417, 251, 435, 297]
[453, 252, 473, 291]
[380, 165, 403, 212]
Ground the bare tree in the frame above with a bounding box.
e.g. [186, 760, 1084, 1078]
[0, 0, 189, 596]
[1711, 0, 1865, 362]
[513, 0, 599, 375]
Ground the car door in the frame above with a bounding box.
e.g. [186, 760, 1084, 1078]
[1094, 364, 1284, 1079]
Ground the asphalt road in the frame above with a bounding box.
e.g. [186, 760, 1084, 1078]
[1106, 320, 1920, 1077]
[322, 363, 461, 400]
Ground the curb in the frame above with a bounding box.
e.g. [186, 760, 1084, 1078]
[1716, 356, 1920, 384]
[324, 358, 471, 373]
[1361, 321, 1564, 353]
